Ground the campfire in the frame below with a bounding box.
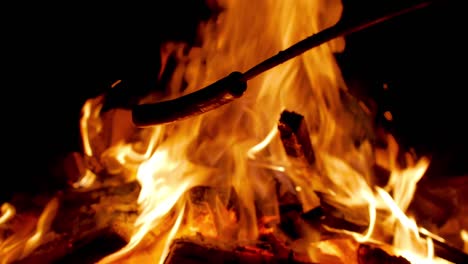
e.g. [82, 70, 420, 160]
[1, 0, 467, 263]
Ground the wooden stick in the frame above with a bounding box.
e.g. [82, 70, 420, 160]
[241, 1, 434, 82]
[132, 0, 436, 127]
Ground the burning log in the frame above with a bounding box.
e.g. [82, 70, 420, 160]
[310, 192, 468, 263]
[278, 110, 316, 166]
[276, 110, 324, 241]
[277, 110, 321, 212]
[311, 238, 414, 264]
[277, 109, 371, 241]
[357, 244, 410, 264]
[277, 109, 468, 263]
[10, 181, 140, 264]
[164, 235, 417, 264]
[53, 181, 140, 239]
[164, 235, 314, 264]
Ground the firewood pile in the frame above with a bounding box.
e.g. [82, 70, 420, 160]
[1, 101, 467, 264]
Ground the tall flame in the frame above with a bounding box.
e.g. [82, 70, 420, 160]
[90, 0, 452, 263]
[95, 0, 351, 261]
[0, 0, 459, 264]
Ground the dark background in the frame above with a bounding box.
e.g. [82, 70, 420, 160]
[2, 0, 466, 202]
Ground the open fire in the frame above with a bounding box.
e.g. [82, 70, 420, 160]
[1, 0, 467, 263]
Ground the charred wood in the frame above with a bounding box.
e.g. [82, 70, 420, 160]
[278, 110, 315, 166]
[300, 203, 468, 264]
[357, 244, 410, 264]
[425, 234, 468, 264]
[276, 108, 467, 264]
[311, 239, 413, 264]
[277, 110, 321, 213]
[164, 236, 418, 264]
[11, 181, 140, 264]
[163, 235, 314, 264]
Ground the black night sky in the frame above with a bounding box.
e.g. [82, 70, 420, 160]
[2, 0, 466, 201]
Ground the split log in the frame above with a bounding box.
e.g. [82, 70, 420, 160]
[10, 181, 140, 264]
[277, 109, 467, 263]
[278, 109, 373, 242]
[277, 110, 320, 212]
[278, 110, 316, 166]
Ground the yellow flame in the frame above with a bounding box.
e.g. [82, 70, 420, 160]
[0, 203, 15, 225]
[461, 230, 468, 253]
[64, 0, 451, 263]
[0, 1, 455, 263]
[97, 127, 210, 263]
[73, 96, 106, 188]
[80, 97, 102, 157]
[0, 197, 59, 263]
[91, 0, 347, 260]
[72, 169, 97, 189]
[377, 187, 432, 261]
[157, 204, 186, 264]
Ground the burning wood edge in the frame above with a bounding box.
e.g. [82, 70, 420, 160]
[164, 235, 314, 264]
[163, 235, 414, 264]
[11, 181, 141, 264]
[418, 231, 468, 264]
[8, 106, 466, 264]
[278, 110, 316, 166]
[21, 108, 459, 264]
[314, 207, 468, 264]
[277, 109, 468, 263]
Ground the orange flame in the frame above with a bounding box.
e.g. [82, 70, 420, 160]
[0, 198, 59, 263]
[0, 0, 453, 263]
[81, 0, 453, 263]
[89, 0, 349, 261]
[461, 230, 468, 253]
[0, 203, 15, 225]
